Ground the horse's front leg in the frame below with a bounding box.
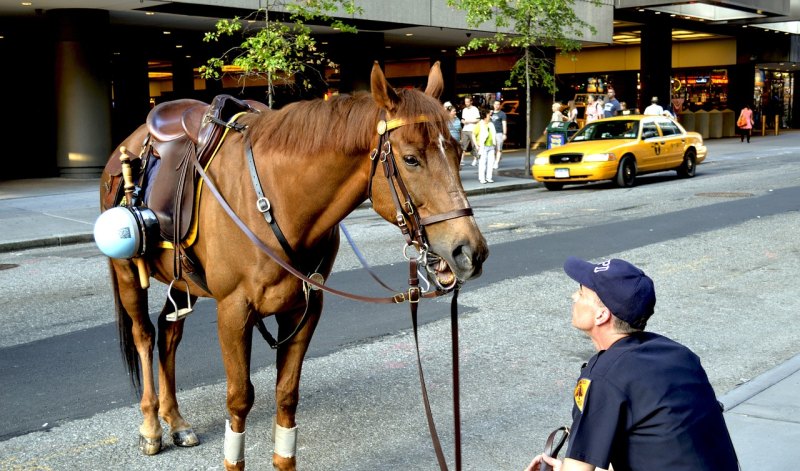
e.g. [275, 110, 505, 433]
[272, 295, 323, 471]
[217, 296, 255, 471]
[156, 291, 200, 448]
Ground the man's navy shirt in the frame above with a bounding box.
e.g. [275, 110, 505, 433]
[566, 332, 738, 470]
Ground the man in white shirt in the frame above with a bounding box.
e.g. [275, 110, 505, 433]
[460, 96, 481, 166]
[643, 96, 664, 116]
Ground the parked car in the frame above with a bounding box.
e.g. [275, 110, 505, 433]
[532, 115, 707, 191]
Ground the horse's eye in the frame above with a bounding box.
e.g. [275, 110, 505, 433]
[403, 154, 420, 167]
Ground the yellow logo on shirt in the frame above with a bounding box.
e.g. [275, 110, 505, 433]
[574, 378, 591, 412]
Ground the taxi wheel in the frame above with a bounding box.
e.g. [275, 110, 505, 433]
[677, 150, 696, 178]
[615, 157, 636, 187]
[544, 182, 564, 191]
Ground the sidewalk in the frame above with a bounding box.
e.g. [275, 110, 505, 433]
[0, 150, 537, 253]
[2, 138, 799, 469]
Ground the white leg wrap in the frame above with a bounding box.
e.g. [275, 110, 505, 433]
[224, 419, 245, 464]
[273, 422, 298, 458]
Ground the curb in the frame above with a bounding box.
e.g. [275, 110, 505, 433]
[0, 234, 96, 254]
[719, 353, 800, 411]
[0, 181, 538, 254]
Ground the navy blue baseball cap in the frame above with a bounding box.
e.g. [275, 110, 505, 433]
[563, 257, 656, 328]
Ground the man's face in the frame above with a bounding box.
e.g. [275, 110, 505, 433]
[464, 97, 472, 107]
[608, 91, 615, 98]
[493, 101, 501, 110]
[571, 285, 603, 332]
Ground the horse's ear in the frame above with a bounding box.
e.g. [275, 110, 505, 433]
[371, 61, 399, 113]
[424, 61, 444, 99]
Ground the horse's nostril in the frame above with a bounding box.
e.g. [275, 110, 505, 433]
[453, 244, 474, 272]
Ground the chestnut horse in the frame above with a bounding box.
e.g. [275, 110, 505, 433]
[102, 62, 488, 470]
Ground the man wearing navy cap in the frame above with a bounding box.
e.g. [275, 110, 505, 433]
[525, 257, 738, 471]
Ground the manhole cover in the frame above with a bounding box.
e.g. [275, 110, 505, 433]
[0, 263, 19, 271]
[695, 192, 754, 198]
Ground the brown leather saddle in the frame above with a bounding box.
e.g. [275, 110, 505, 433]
[102, 94, 267, 246]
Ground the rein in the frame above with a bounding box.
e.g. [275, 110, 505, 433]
[192, 110, 470, 470]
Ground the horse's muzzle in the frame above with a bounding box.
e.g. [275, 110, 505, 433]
[451, 241, 487, 280]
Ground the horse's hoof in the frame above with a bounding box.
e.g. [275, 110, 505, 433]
[139, 434, 162, 455]
[224, 458, 245, 470]
[172, 428, 200, 447]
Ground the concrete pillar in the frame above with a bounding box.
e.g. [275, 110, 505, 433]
[1, 14, 56, 179]
[729, 62, 755, 112]
[172, 55, 195, 99]
[640, 20, 672, 114]
[110, 33, 151, 145]
[51, 9, 112, 178]
[436, 52, 458, 106]
[337, 32, 385, 93]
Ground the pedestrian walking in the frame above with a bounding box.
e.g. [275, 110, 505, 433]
[603, 89, 620, 118]
[459, 96, 481, 165]
[551, 102, 567, 122]
[566, 100, 578, 123]
[473, 109, 496, 183]
[584, 95, 602, 123]
[444, 102, 461, 141]
[737, 105, 754, 143]
[491, 100, 508, 168]
[642, 96, 664, 116]
[524, 257, 738, 471]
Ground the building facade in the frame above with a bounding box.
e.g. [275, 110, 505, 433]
[0, 0, 795, 179]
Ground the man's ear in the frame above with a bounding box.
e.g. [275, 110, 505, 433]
[595, 307, 613, 326]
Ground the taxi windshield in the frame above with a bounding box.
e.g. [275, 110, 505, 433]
[571, 120, 639, 142]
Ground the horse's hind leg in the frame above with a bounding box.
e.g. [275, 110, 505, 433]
[110, 259, 163, 455]
[156, 290, 200, 448]
[272, 299, 323, 471]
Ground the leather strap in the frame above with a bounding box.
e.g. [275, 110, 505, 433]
[191, 156, 441, 304]
[420, 208, 474, 226]
[244, 134, 299, 268]
[541, 426, 570, 471]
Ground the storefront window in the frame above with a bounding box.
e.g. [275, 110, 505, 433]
[756, 70, 793, 129]
[673, 68, 728, 111]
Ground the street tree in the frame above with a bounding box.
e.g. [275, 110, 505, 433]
[200, 0, 360, 108]
[447, 0, 598, 174]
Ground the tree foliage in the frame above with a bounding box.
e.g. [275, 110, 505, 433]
[448, 0, 600, 173]
[447, 0, 597, 93]
[200, 0, 360, 104]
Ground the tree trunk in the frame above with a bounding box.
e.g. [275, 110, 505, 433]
[525, 47, 532, 176]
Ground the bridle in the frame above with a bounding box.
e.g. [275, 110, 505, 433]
[367, 112, 474, 293]
[190, 109, 473, 470]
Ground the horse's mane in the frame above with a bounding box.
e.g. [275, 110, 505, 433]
[246, 88, 452, 158]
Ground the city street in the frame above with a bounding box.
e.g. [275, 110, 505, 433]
[1, 138, 799, 470]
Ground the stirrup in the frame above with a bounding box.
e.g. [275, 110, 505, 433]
[165, 279, 194, 321]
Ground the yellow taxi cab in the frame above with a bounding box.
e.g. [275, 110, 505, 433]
[532, 115, 707, 191]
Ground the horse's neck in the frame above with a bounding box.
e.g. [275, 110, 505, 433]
[269, 148, 371, 250]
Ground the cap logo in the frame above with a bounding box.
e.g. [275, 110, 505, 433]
[593, 260, 611, 273]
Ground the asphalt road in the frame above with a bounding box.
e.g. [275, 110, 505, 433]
[1, 142, 799, 470]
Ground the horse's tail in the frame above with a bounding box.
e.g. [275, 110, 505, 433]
[109, 260, 142, 395]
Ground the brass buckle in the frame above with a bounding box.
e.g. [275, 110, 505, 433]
[408, 286, 420, 303]
[404, 200, 415, 215]
[393, 292, 406, 303]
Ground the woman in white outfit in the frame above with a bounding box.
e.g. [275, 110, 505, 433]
[474, 109, 497, 183]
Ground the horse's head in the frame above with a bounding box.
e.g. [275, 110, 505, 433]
[368, 61, 489, 288]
